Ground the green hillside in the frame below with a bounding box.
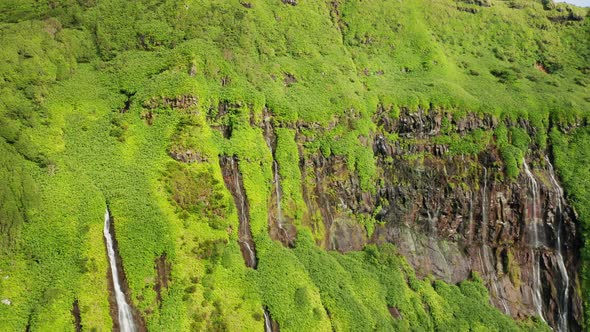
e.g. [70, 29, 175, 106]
[0, 0, 588, 331]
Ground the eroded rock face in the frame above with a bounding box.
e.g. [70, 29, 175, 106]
[372, 150, 581, 327]
[289, 108, 582, 331]
[262, 110, 298, 247]
[219, 155, 258, 269]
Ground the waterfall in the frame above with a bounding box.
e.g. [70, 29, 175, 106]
[522, 160, 545, 322]
[241, 240, 257, 268]
[545, 156, 570, 332]
[480, 168, 510, 315]
[263, 309, 273, 332]
[103, 209, 136, 332]
[264, 123, 289, 243]
[228, 157, 257, 269]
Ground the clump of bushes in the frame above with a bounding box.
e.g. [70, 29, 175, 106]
[164, 162, 231, 229]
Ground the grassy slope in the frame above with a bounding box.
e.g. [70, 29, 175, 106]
[0, 0, 588, 331]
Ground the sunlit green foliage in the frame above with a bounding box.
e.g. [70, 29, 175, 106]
[0, 0, 588, 330]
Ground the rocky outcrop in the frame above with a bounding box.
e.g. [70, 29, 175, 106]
[154, 254, 171, 308]
[72, 300, 82, 332]
[168, 150, 208, 163]
[219, 155, 258, 269]
[284, 107, 582, 331]
[262, 109, 297, 247]
[219, 154, 280, 330]
[143, 95, 198, 110]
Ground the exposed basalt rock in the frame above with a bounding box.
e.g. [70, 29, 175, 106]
[168, 150, 208, 163]
[283, 73, 297, 86]
[220, 154, 280, 331]
[219, 155, 258, 269]
[376, 117, 580, 330]
[72, 300, 81, 332]
[457, 6, 479, 14]
[262, 109, 297, 247]
[328, 0, 347, 32]
[388, 306, 402, 319]
[298, 151, 370, 251]
[375, 106, 497, 138]
[457, 0, 493, 7]
[264, 307, 280, 332]
[206, 101, 243, 139]
[143, 95, 198, 110]
[549, 10, 585, 23]
[154, 254, 171, 308]
[288, 108, 582, 331]
[119, 90, 134, 113]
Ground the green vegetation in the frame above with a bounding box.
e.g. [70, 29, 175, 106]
[274, 127, 307, 223]
[0, 0, 588, 331]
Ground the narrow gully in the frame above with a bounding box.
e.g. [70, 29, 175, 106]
[104, 208, 137, 332]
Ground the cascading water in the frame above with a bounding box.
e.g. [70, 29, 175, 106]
[545, 156, 570, 332]
[220, 156, 278, 330]
[263, 309, 273, 332]
[480, 168, 510, 315]
[104, 209, 136, 332]
[241, 240, 257, 268]
[264, 125, 289, 244]
[522, 160, 545, 322]
[228, 157, 257, 268]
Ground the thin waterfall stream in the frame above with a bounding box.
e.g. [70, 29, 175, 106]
[220, 155, 279, 331]
[522, 160, 545, 322]
[545, 156, 570, 332]
[263, 309, 273, 332]
[104, 209, 137, 332]
[220, 156, 257, 268]
[230, 157, 257, 268]
[263, 122, 291, 246]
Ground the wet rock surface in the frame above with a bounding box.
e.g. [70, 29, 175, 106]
[104, 212, 147, 332]
[219, 155, 258, 269]
[286, 108, 582, 331]
[154, 254, 171, 308]
[262, 110, 297, 247]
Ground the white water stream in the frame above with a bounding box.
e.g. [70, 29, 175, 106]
[545, 156, 570, 332]
[264, 309, 273, 332]
[229, 158, 257, 268]
[104, 209, 136, 332]
[522, 160, 545, 322]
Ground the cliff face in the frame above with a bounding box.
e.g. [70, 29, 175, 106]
[262, 108, 583, 331]
[2, 0, 589, 330]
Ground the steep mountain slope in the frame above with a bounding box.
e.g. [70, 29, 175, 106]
[0, 0, 588, 331]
